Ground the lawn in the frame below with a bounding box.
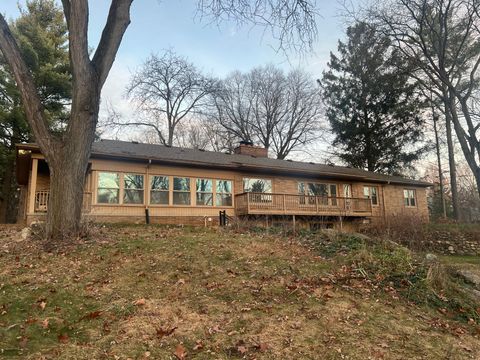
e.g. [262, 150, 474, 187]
[0, 224, 479, 359]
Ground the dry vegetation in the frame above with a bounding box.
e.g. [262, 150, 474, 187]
[0, 224, 479, 359]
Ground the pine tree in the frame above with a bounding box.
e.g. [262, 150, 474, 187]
[0, 0, 71, 222]
[321, 22, 426, 175]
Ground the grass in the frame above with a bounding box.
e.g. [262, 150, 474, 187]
[0, 224, 479, 359]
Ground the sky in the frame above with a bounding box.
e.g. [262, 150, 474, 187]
[2, 0, 358, 160]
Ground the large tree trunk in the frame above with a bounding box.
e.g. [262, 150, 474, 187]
[433, 110, 447, 218]
[443, 90, 459, 220]
[45, 82, 99, 239]
[0, 152, 15, 223]
[46, 150, 88, 239]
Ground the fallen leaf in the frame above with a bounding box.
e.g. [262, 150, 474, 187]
[174, 344, 187, 359]
[41, 318, 49, 329]
[156, 326, 177, 338]
[193, 340, 203, 351]
[39, 301, 46, 311]
[81, 310, 102, 320]
[58, 333, 69, 343]
[258, 342, 268, 352]
[133, 298, 146, 306]
[237, 345, 248, 354]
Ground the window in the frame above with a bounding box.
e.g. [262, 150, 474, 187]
[298, 182, 337, 205]
[216, 180, 233, 206]
[243, 178, 272, 193]
[363, 186, 378, 205]
[404, 189, 416, 207]
[196, 179, 213, 206]
[97, 172, 120, 204]
[123, 174, 144, 204]
[173, 177, 191, 205]
[150, 175, 169, 205]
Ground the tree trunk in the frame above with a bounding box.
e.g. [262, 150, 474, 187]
[0, 152, 15, 223]
[45, 91, 99, 240]
[433, 111, 447, 218]
[443, 93, 459, 220]
[46, 152, 87, 239]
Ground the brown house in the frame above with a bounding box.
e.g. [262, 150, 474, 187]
[15, 140, 431, 228]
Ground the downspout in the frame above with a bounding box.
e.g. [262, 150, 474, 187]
[145, 159, 151, 224]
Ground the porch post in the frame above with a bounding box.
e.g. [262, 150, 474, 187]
[28, 158, 38, 214]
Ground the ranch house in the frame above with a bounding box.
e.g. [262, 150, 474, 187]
[15, 140, 431, 228]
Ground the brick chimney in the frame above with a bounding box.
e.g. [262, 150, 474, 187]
[233, 141, 268, 158]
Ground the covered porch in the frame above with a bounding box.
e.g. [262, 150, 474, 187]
[234, 192, 373, 217]
[20, 155, 93, 217]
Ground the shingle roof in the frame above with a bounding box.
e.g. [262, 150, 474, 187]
[87, 139, 431, 187]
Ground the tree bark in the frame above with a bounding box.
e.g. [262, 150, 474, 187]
[433, 111, 447, 219]
[0, 153, 15, 223]
[443, 93, 459, 220]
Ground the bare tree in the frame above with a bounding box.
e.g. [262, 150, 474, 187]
[174, 118, 237, 152]
[273, 69, 322, 159]
[107, 50, 217, 146]
[210, 71, 256, 143]
[211, 65, 322, 159]
[367, 0, 480, 219]
[0, 0, 318, 240]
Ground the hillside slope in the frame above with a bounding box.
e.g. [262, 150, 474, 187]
[0, 225, 479, 359]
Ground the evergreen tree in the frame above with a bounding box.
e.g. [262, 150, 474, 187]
[0, 0, 71, 222]
[321, 22, 426, 175]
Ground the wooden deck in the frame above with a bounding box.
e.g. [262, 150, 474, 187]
[235, 192, 373, 217]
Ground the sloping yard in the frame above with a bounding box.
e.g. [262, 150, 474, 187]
[0, 224, 479, 359]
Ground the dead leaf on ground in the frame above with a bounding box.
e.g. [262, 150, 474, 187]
[39, 301, 46, 311]
[156, 325, 177, 338]
[41, 318, 49, 329]
[133, 298, 146, 306]
[193, 340, 203, 351]
[174, 344, 187, 359]
[81, 310, 102, 320]
[58, 333, 69, 343]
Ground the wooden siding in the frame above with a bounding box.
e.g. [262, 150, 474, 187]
[24, 157, 430, 225]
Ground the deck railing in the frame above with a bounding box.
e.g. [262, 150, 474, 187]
[34, 190, 92, 213]
[235, 192, 372, 216]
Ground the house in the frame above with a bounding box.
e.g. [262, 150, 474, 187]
[15, 139, 431, 228]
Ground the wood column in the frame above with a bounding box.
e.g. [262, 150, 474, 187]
[28, 158, 38, 214]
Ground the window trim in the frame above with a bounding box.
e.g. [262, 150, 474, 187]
[216, 179, 233, 207]
[363, 185, 379, 206]
[96, 171, 120, 205]
[95, 172, 235, 208]
[172, 176, 192, 206]
[123, 173, 145, 205]
[149, 174, 170, 206]
[196, 178, 214, 206]
[404, 188, 417, 207]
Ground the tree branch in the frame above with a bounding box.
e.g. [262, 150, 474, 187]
[92, 0, 133, 87]
[0, 13, 54, 155]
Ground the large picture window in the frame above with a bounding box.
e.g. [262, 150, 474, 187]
[97, 172, 120, 204]
[196, 179, 213, 206]
[150, 175, 169, 205]
[173, 177, 191, 205]
[404, 189, 416, 207]
[243, 178, 272, 193]
[363, 186, 378, 206]
[216, 180, 233, 206]
[123, 174, 144, 204]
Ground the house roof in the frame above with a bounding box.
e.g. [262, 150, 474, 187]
[16, 139, 432, 187]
